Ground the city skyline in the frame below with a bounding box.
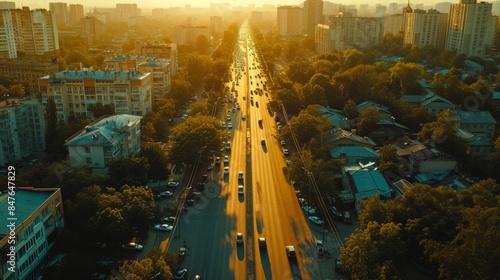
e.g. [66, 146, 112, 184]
[12, 0, 481, 10]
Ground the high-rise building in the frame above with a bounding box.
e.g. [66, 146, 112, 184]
[0, 97, 46, 166]
[38, 70, 152, 124]
[87, 8, 106, 24]
[250, 11, 264, 24]
[445, 0, 495, 57]
[0, 59, 58, 94]
[135, 41, 178, 76]
[277, 6, 303, 36]
[81, 16, 105, 42]
[375, 4, 387, 17]
[49, 2, 68, 26]
[0, 1, 15, 9]
[384, 14, 404, 35]
[403, 8, 448, 49]
[303, 0, 323, 35]
[315, 24, 331, 53]
[0, 7, 59, 58]
[210, 16, 223, 35]
[115, 3, 140, 23]
[68, 4, 84, 25]
[435, 2, 452, 13]
[172, 25, 210, 45]
[65, 114, 142, 174]
[325, 13, 385, 51]
[0, 187, 64, 280]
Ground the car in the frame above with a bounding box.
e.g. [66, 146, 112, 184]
[222, 122, 226, 128]
[242, 115, 246, 120]
[96, 256, 115, 266]
[215, 157, 220, 164]
[281, 140, 286, 146]
[286, 160, 292, 165]
[153, 194, 161, 200]
[343, 211, 352, 224]
[335, 258, 343, 273]
[258, 237, 266, 250]
[154, 224, 173, 231]
[207, 164, 213, 171]
[224, 166, 229, 174]
[236, 232, 244, 244]
[160, 191, 173, 198]
[178, 246, 187, 257]
[238, 185, 244, 195]
[224, 155, 229, 163]
[185, 199, 195, 206]
[308, 216, 325, 226]
[238, 171, 244, 181]
[226, 115, 231, 121]
[258, 119, 262, 125]
[261, 139, 265, 145]
[168, 181, 180, 188]
[302, 206, 316, 215]
[286, 245, 296, 258]
[161, 216, 176, 223]
[200, 174, 208, 182]
[174, 268, 188, 280]
[331, 206, 343, 220]
[122, 242, 143, 251]
[283, 148, 289, 155]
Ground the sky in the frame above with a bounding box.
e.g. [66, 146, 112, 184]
[15, 0, 458, 10]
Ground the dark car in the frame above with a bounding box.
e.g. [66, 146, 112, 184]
[174, 268, 188, 279]
[335, 259, 343, 273]
[331, 206, 343, 220]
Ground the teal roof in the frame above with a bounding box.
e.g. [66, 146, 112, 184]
[329, 146, 379, 159]
[456, 111, 496, 124]
[318, 105, 351, 129]
[0, 189, 55, 238]
[43, 69, 149, 81]
[323, 128, 376, 147]
[107, 55, 149, 62]
[356, 101, 391, 115]
[65, 114, 141, 146]
[350, 170, 392, 200]
[492, 92, 500, 100]
[140, 60, 169, 67]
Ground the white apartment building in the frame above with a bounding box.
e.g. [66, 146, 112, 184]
[0, 98, 46, 166]
[38, 70, 152, 124]
[403, 8, 448, 49]
[135, 42, 178, 76]
[65, 114, 142, 174]
[0, 187, 64, 280]
[277, 6, 303, 36]
[445, 0, 495, 57]
[0, 7, 59, 58]
[326, 13, 385, 51]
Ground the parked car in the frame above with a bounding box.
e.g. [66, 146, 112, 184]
[285, 245, 296, 258]
[302, 206, 316, 215]
[224, 166, 229, 174]
[154, 224, 173, 231]
[283, 148, 289, 155]
[224, 155, 229, 163]
[174, 268, 188, 280]
[160, 191, 174, 198]
[308, 216, 325, 226]
[331, 206, 343, 220]
[216, 157, 221, 164]
[238, 171, 244, 181]
[343, 211, 352, 224]
[167, 181, 180, 188]
[335, 259, 343, 273]
[122, 242, 143, 251]
[161, 216, 176, 223]
[280, 140, 286, 146]
[258, 237, 266, 250]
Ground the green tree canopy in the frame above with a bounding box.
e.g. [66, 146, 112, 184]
[107, 157, 150, 188]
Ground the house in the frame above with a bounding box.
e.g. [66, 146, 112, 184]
[0, 188, 64, 280]
[463, 59, 484, 76]
[392, 179, 415, 196]
[342, 167, 393, 213]
[491, 91, 500, 113]
[322, 128, 376, 150]
[369, 119, 409, 143]
[456, 128, 492, 160]
[329, 146, 380, 166]
[408, 148, 457, 174]
[383, 135, 427, 157]
[401, 90, 455, 115]
[454, 110, 496, 139]
[64, 114, 142, 174]
[318, 105, 352, 130]
[356, 101, 393, 121]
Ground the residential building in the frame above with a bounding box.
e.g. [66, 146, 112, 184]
[401, 91, 455, 114]
[49, 2, 67, 26]
[329, 146, 380, 166]
[303, 0, 323, 36]
[491, 91, 500, 113]
[356, 101, 393, 121]
[38, 69, 152, 124]
[135, 41, 178, 76]
[454, 110, 496, 139]
[250, 11, 264, 24]
[0, 187, 64, 280]
[408, 147, 457, 173]
[315, 24, 331, 53]
[277, 6, 303, 36]
[326, 13, 385, 51]
[68, 4, 84, 25]
[87, 8, 106, 24]
[151, 8, 167, 19]
[384, 13, 404, 35]
[0, 7, 59, 58]
[323, 127, 376, 149]
[342, 167, 392, 212]
[0, 98, 46, 166]
[172, 25, 210, 46]
[445, 0, 495, 58]
[65, 114, 142, 174]
[318, 105, 351, 130]
[210, 16, 222, 34]
[0, 1, 15, 9]
[456, 128, 492, 160]
[375, 4, 387, 17]
[403, 8, 448, 49]
[0, 59, 58, 94]
[115, 3, 140, 23]
[81, 16, 105, 42]
[138, 60, 171, 99]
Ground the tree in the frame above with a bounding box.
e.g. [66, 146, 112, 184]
[142, 143, 169, 180]
[356, 108, 380, 136]
[107, 157, 150, 188]
[390, 62, 424, 95]
[342, 99, 358, 119]
[377, 146, 402, 172]
[169, 78, 194, 110]
[168, 115, 225, 165]
[196, 35, 211, 54]
[280, 107, 331, 147]
[119, 185, 157, 230]
[190, 100, 210, 116]
[111, 250, 174, 280]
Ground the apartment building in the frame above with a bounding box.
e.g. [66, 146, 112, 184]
[172, 25, 210, 46]
[0, 98, 46, 166]
[81, 16, 105, 40]
[277, 6, 303, 36]
[115, 3, 140, 23]
[0, 59, 58, 94]
[135, 42, 178, 76]
[49, 2, 67, 26]
[303, 0, 323, 36]
[445, 0, 495, 58]
[0, 187, 64, 280]
[0, 1, 15, 9]
[38, 69, 152, 124]
[68, 4, 84, 25]
[210, 16, 222, 34]
[65, 114, 142, 174]
[0, 7, 59, 58]
[315, 24, 331, 53]
[403, 8, 448, 49]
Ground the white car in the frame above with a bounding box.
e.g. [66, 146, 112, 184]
[160, 191, 173, 198]
[167, 181, 180, 187]
[228, 122, 233, 129]
[161, 216, 176, 223]
[236, 232, 244, 244]
[308, 216, 325, 226]
[224, 155, 229, 163]
[154, 224, 173, 231]
[238, 185, 244, 195]
[302, 206, 316, 215]
[242, 115, 246, 120]
[122, 242, 143, 251]
[224, 166, 229, 174]
[283, 148, 289, 155]
[216, 157, 221, 164]
[281, 140, 286, 146]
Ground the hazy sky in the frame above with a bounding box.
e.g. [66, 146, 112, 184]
[16, 0, 456, 10]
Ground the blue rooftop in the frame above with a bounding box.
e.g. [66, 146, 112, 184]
[329, 146, 379, 159]
[350, 169, 392, 200]
[43, 69, 149, 81]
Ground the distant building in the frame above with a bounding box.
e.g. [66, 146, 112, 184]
[323, 128, 377, 150]
[0, 98, 46, 166]
[0, 59, 58, 94]
[210, 16, 223, 34]
[445, 0, 495, 57]
[403, 8, 448, 49]
[81, 16, 106, 42]
[68, 4, 84, 25]
[277, 6, 303, 36]
[49, 2, 68, 26]
[250, 11, 264, 24]
[65, 114, 142, 174]
[172, 25, 210, 46]
[329, 146, 380, 166]
[39, 70, 152, 124]
[87, 8, 106, 24]
[342, 167, 392, 212]
[135, 41, 178, 76]
[115, 3, 140, 23]
[384, 13, 404, 35]
[0, 7, 59, 58]
[456, 128, 492, 160]
[303, 0, 323, 35]
[401, 91, 455, 115]
[0, 187, 64, 280]
[318, 105, 352, 130]
[454, 110, 496, 139]
[0, 1, 15, 9]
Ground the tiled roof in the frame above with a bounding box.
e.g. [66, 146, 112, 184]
[323, 128, 376, 147]
[349, 169, 392, 200]
[455, 110, 496, 124]
[318, 106, 351, 129]
[329, 146, 379, 159]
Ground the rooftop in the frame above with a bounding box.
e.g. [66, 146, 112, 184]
[318, 106, 351, 130]
[348, 169, 392, 200]
[41, 69, 149, 82]
[323, 128, 376, 147]
[329, 146, 379, 159]
[383, 135, 427, 156]
[455, 110, 496, 124]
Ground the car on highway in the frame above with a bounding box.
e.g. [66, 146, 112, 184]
[216, 156, 221, 164]
[174, 268, 188, 280]
[286, 245, 296, 258]
[281, 140, 286, 146]
[160, 191, 174, 198]
[228, 122, 233, 129]
[238, 185, 244, 195]
[224, 166, 229, 174]
[238, 171, 244, 181]
[207, 164, 213, 171]
[302, 206, 316, 215]
[122, 242, 143, 251]
[259, 237, 266, 250]
[154, 224, 173, 231]
[242, 115, 246, 120]
[236, 233, 244, 244]
[167, 181, 180, 188]
[308, 216, 325, 226]
[283, 148, 289, 155]
[261, 139, 265, 145]
[224, 155, 229, 163]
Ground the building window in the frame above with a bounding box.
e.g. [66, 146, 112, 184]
[85, 146, 91, 153]
[86, 158, 92, 164]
